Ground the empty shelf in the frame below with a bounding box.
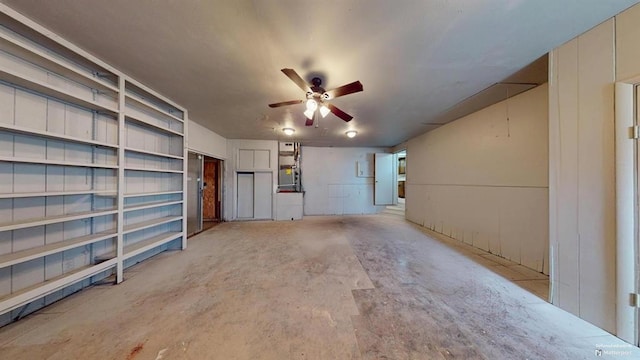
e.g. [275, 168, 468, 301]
[0, 231, 116, 268]
[122, 215, 183, 235]
[0, 122, 118, 149]
[0, 208, 118, 232]
[0, 258, 117, 314]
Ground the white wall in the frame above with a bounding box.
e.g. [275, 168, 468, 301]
[302, 147, 388, 215]
[406, 85, 549, 274]
[187, 119, 228, 160]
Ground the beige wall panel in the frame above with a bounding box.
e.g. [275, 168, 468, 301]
[549, 19, 617, 333]
[553, 39, 580, 315]
[498, 187, 548, 272]
[406, 85, 548, 273]
[615, 3, 640, 81]
[576, 19, 616, 333]
[410, 85, 548, 188]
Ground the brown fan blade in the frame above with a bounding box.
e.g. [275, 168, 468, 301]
[268, 99, 303, 108]
[281, 68, 311, 93]
[324, 81, 363, 99]
[305, 117, 314, 126]
[327, 103, 353, 122]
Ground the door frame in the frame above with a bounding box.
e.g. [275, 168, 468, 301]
[614, 81, 639, 345]
[187, 152, 204, 237]
[187, 152, 225, 237]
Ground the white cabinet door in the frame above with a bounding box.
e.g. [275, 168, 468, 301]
[254, 172, 272, 219]
[237, 173, 254, 218]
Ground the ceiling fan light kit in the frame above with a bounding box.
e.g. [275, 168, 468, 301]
[268, 68, 363, 127]
[319, 105, 330, 118]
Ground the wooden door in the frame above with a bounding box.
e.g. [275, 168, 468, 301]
[203, 160, 217, 220]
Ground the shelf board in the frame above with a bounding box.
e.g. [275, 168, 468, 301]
[123, 231, 182, 260]
[123, 190, 183, 198]
[124, 113, 183, 137]
[0, 258, 117, 315]
[0, 29, 118, 95]
[0, 155, 118, 169]
[122, 215, 183, 235]
[0, 189, 117, 199]
[0, 67, 118, 115]
[125, 93, 184, 123]
[124, 200, 183, 213]
[94, 231, 182, 263]
[0, 208, 118, 232]
[124, 166, 183, 174]
[124, 147, 183, 160]
[0, 231, 116, 269]
[0, 123, 118, 149]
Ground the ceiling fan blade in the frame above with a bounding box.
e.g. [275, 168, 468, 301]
[324, 81, 363, 99]
[281, 68, 311, 92]
[268, 99, 303, 108]
[305, 117, 314, 126]
[327, 103, 353, 122]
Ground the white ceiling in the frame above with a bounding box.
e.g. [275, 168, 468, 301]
[2, 0, 638, 147]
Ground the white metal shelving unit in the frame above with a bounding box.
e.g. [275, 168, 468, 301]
[0, 6, 188, 321]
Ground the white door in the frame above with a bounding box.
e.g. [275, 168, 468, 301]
[374, 153, 395, 205]
[237, 172, 254, 218]
[254, 172, 272, 219]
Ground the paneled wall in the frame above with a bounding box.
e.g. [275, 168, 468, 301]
[549, 19, 616, 333]
[302, 147, 388, 215]
[549, 2, 640, 335]
[406, 85, 549, 274]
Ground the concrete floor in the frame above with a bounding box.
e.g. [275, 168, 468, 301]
[0, 214, 638, 359]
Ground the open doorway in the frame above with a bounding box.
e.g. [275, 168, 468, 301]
[397, 150, 406, 208]
[383, 149, 406, 216]
[187, 152, 223, 237]
[203, 158, 222, 231]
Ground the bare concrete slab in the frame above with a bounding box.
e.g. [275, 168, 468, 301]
[0, 215, 636, 359]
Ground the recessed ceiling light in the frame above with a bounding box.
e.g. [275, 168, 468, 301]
[345, 130, 357, 138]
[283, 128, 295, 136]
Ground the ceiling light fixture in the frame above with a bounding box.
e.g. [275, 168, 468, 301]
[303, 109, 315, 119]
[319, 105, 330, 118]
[282, 128, 295, 136]
[345, 130, 357, 138]
[306, 99, 318, 111]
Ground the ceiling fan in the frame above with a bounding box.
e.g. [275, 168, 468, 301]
[268, 68, 363, 126]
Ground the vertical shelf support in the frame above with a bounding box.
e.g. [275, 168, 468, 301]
[182, 110, 189, 250]
[116, 76, 125, 283]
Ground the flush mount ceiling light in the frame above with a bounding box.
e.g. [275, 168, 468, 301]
[345, 130, 357, 138]
[282, 128, 295, 136]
